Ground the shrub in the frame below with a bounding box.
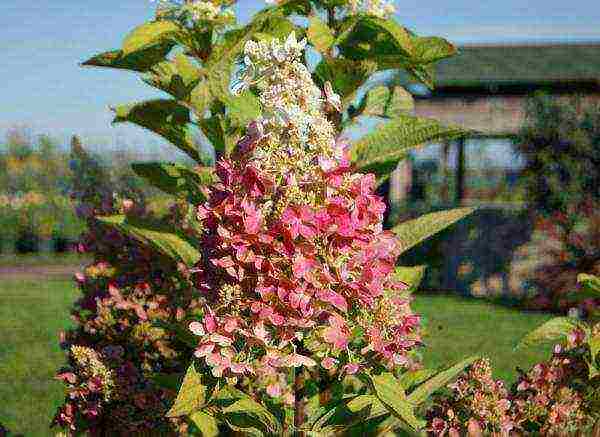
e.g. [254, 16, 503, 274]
[514, 94, 600, 310]
[425, 274, 600, 436]
[53, 0, 477, 434]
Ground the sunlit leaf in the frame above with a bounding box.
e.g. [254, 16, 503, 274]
[407, 356, 479, 406]
[166, 364, 206, 417]
[122, 20, 182, 55]
[98, 215, 201, 266]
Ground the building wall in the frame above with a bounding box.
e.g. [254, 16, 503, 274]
[414, 93, 600, 135]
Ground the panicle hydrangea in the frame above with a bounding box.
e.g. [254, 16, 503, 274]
[426, 359, 516, 437]
[54, 197, 198, 435]
[189, 32, 421, 400]
[511, 339, 594, 435]
[426, 336, 599, 436]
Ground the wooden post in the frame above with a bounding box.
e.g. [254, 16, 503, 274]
[456, 138, 466, 204]
[440, 140, 450, 205]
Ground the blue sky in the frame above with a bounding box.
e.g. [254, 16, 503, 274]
[2, 0, 600, 157]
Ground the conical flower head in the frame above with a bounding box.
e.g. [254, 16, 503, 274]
[191, 32, 420, 399]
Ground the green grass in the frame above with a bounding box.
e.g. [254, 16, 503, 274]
[414, 294, 553, 383]
[0, 280, 553, 435]
[0, 278, 79, 436]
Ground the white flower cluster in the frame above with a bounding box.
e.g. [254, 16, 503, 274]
[347, 0, 396, 18]
[154, 0, 235, 25]
[232, 33, 344, 195]
[263, 0, 395, 18]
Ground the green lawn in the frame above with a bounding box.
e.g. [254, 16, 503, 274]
[0, 278, 553, 435]
[0, 278, 78, 436]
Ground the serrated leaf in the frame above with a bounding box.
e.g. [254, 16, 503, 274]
[350, 115, 470, 179]
[517, 317, 582, 350]
[394, 265, 426, 291]
[391, 207, 475, 255]
[112, 99, 203, 163]
[190, 411, 220, 437]
[314, 58, 377, 108]
[166, 364, 206, 417]
[362, 85, 414, 118]
[407, 356, 479, 406]
[131, 162, 214, 203]
[98, 215, 201, 266]
[307, 16, 335, 54]
[369, 372, 424, 431]
[82, 43, 174, 72]
[122, 20, 181, 55]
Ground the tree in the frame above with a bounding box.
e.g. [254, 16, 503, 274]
[514, 94, 600, 310]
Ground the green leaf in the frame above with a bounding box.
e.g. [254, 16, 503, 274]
[207, 0, 309, 71]
[397, 369, 437, 392]
[222, 91, 261, 130]
[98, 215, 201, 266]
[362, 85, 414, 118]
[112, 99, 204, 163]
[190, 81, 213, 116]
[369, 372, 424, 431]
[190, 411, 220, 437]
[407, 356, 479, 406]
[411, 36, 457, 64]
[337, 15, 413, 62]
[367, 17, 413, 56]
[350, 114, 470, 179]
[314, 58, 377, 108]
[394, 265, 426, 291]
[590, 333, 600, 370]
[579, 273, 600, 294]
[199, 116, 226, 156]
[517, 317, 582, 350]
[346, 394, 388, 420]
[122, 20, 182, 55]
[307, 16, 335, 54]
[391, 207, 475, 255]
[214, 386, 281, 436]
[131, 162, 214, 203]
[82, 43, 174, 72]
[143, 54, 203, 101]
[166, 364, 206, 417]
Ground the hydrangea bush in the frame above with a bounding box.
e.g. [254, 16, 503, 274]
[426, 274, 600, 436]
[54, 0, 479, 434]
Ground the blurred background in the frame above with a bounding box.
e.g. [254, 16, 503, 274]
[3, 0, 599, 301]
[1, 1, 599, 434]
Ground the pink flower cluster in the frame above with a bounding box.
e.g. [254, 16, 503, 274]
[426, 359, 516, 436]
[189, 130, 420, 398]
[426, 343, 597, 436]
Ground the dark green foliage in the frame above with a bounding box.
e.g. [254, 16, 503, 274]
[514, 93, 600, 216]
